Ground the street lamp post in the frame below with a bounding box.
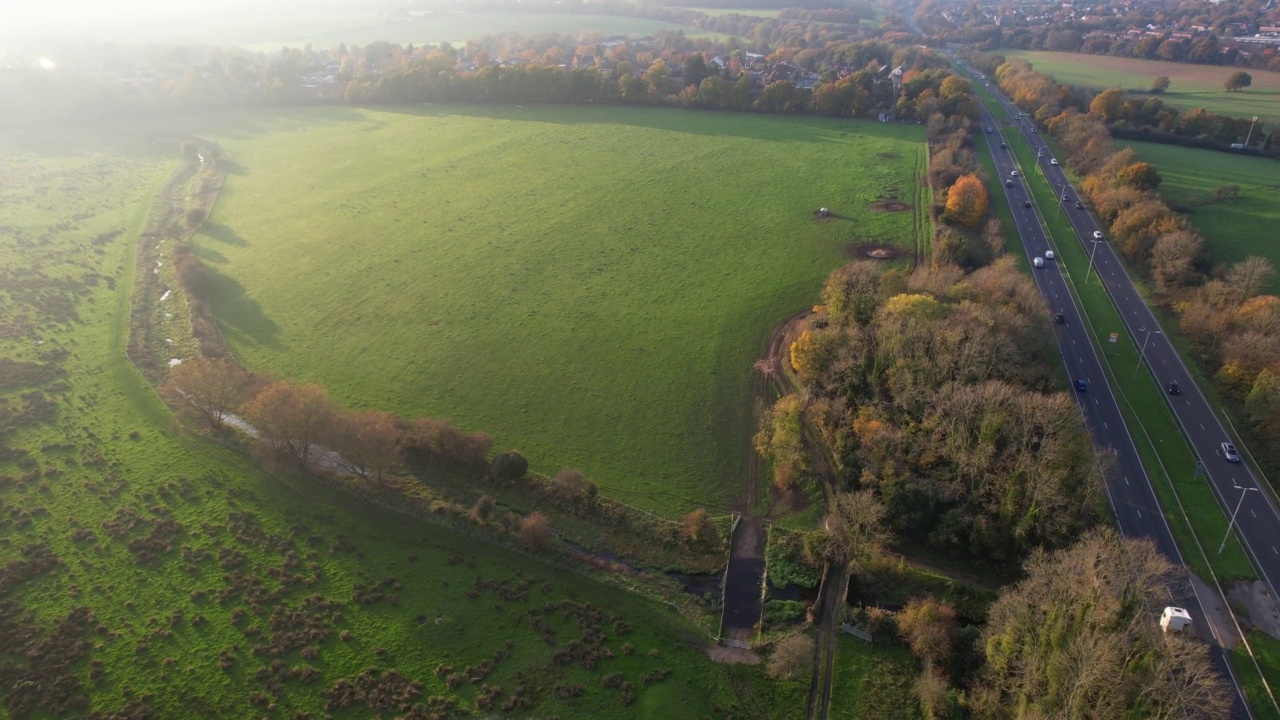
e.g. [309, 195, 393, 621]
[1085, 235, 1101, 284]
[1132, 327, 1163, 381]
[1221, 485, 1259, 554]
[1245, 116, 1260, 148]
[1056, 184, 1069, 219]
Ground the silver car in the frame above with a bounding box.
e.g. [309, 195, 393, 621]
[1222, 442, 1241, 463]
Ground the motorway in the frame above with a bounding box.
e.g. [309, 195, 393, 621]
[969, 74, 1252, 717]
[981, 84, 1280, 605]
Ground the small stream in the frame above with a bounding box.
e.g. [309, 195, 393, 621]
[561, 540, 722, 598]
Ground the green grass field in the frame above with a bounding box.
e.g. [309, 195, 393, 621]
[0, 126, 793, 718]
[1002, 50, 1280, 123]
[185, 104, 925, 516]
[1123, 140, 1280, 294]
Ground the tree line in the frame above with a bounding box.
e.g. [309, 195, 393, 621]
[966, 53, 1276, 153]
[978, 51, 1280, 473]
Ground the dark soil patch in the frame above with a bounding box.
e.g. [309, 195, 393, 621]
[868, 200, 912, 212]
[846, 243, 904, 261]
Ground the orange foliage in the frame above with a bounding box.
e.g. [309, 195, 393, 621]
[944, 174, 989, 229]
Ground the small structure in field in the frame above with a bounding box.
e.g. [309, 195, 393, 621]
[1160, 607, 1192, 633]
[818, 207, 830, 217]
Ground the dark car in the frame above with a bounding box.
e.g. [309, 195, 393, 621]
[1000, 142, 1007, 148]
[1023, 200, 1033, 208]
[1075, 201, 1084, 209]
[1167, 381, 1180, 395]
[986, 127, 993, 133]
[1075, 379, 1088, 392]
[1054, 312, 1065, 324]
[1005, 179, 1013, 187]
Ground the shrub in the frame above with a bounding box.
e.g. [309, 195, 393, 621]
[470, 496, 495, 524]
[517, 512, 553, 550]
[491, 451, 528, 483]
[766, 633, 814, 680]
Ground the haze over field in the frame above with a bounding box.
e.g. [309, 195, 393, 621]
[2, 0, 604, 54]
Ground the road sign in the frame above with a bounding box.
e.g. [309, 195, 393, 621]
[1109, 332, 1119, 343]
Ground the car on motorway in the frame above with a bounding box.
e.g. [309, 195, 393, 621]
[1010, 170, 1019, 177]
[986, 127, 992, 133]
[1167, 381, 1180, 395]
[1075, 201, 1084, 209]
[1075, 379, 1088, 392]
[1045, 250, 1055, 260]
[1222, 442, 1242, 463]
[1054, 312, 1065, 324]
[1023, 200, 1032, 208]
[1033, 256, 1045, 268]
[1092, 230, 1104, 240]
[1000, 142, 1006, 148]
[1050, 159, 1059, 165]
[1030, 127, 1037, 133]
[1005, 179, 1013, 187]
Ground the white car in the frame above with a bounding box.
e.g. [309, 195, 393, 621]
[1033, 256, 1045, 268]
[1092, 230, 1104, 240]
[1010, 170, 1020, 177]
[1050, 159, 1059, 165]
[1045, 250, 1055, 260]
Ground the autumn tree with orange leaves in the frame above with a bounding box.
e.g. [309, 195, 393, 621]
[943, 174, 988, 229]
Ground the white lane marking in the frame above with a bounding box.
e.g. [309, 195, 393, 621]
[1094, 398, 1100, 406]
[1273, 546, 1278, 555]
[1125, 477, 1130, 486]
[1200, 423, 1206, 430]
[1137, 509, 1143, 519]
[1252, 510, 1257, 518]
[1104, 423, 1109, 429]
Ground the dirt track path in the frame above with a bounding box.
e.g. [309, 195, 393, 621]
[718, 310, 813, 655]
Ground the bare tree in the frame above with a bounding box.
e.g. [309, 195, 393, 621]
[821, 489, 890, 567]
[160, 356, 246, 429]
[331, 409, 404, 484]
[1226, 256, 1275, 301]
[517, 512, 553, 549]
[240, 381, 335, 466]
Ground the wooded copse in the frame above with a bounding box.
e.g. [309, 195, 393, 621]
[973, 528, 1231, 719]
[980, 51, 1280, 474]
[761, 259, 1103, 564]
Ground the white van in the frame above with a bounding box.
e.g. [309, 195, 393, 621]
[1033, 257, 1045, 268]
[1045, 250, 1055, 260]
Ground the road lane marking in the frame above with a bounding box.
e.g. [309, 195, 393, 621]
[1252, 510, 1257, 518]
[1125, 477, 1130, 486]
[1137, 509, 1142, 519]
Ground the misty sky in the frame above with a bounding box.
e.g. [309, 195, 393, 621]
[1, 0, 348, 52]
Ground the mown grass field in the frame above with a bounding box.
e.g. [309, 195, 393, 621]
[1002, 50, 1280, 123]
[1123, 140, 1280, 294]
[186, 104, 925, 517]
[0, 128, 792, 718]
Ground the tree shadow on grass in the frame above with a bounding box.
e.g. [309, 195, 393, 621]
[199, 222, 249, 248]
[372, 103, 905, 144]
[201, 267, 282, 351]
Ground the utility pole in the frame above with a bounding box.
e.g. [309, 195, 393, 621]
[1245, 116, 1260, 147]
